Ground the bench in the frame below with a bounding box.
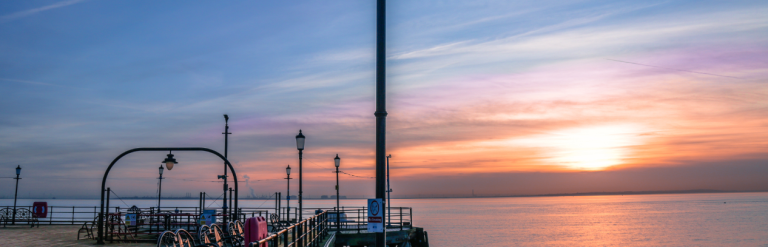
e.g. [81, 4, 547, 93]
[0, 208, 38, 227]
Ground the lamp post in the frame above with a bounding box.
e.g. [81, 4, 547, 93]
[295, 130, 305, 220]
[12, 165, 21, 225]
[160, 153, 176, 211]
[285, 165, 292, 222]
[334, 154, 340, 232]
[158, 165, 164, 210]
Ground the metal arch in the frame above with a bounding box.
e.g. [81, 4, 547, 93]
[96, 147, 239, 244]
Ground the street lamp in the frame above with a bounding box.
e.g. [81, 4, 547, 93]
[163, 152, 177, 170]
[285, 165, 292, 222]
[159, 152, 176, 211]
[334, 154, 341, 231]
[158, 165, 164, 210]
[295, 130, 305, 220]
[12, 165, 21, 225]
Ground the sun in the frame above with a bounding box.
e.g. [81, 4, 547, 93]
[515, 125, 644, 170]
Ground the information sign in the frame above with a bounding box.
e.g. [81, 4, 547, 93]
[125, 213, 137, 226]
[367, 198, 383, 232]
[200, 209, 217, 226]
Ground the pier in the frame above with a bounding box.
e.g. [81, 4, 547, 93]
[1, 203, 428, 247]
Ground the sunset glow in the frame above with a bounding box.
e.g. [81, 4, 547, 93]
[0, 0, 767, 198]
[514, 125, 645, 170]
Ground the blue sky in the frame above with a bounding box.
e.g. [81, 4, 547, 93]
[1, 0, 767, 198]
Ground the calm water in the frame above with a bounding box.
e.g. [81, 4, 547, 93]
[3, 192, 767, 246]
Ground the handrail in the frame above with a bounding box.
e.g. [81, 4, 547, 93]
[251, 211, 328, 247]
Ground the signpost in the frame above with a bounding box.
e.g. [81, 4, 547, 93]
[367, 198, 383, 233]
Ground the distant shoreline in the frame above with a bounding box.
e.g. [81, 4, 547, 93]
[2, 189, 766, 200]
[397, 189, 768, 199]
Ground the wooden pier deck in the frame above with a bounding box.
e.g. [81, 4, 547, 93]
[0, 225, 153, 246]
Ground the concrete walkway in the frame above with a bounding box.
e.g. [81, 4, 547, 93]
[0, 225, 153, 246]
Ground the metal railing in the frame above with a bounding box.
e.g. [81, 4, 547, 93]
[1, 205, 103, 226]
[0, 205, 412, 229]
[251, 211, 328, 247]
[328, 206, 413, 233]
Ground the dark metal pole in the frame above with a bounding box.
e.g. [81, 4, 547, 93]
[386, 154, 391, 226]
[158, 172, 162, 210]
[106, 188, 111, 216]
[375, 0, 388, 245]
[286, 175, 292, 222]
[298, 149, 303, 221]
[12, 170, 20, 225]
[336, 166, 340, 232]
[223, 115, 231, 230]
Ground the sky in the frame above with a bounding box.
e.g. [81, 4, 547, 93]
[0, 0, 767, 199]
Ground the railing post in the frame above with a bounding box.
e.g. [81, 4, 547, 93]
[297, 221, 301, 247]
[400, 207, 403, 231]
[310, 218, 314, 247]
[72, 206, 75, 225]
[305, 220, 308, 247]
[49, 206, 53, 225]
[304, 220, 307, 246]
[293, 224, 297, 246]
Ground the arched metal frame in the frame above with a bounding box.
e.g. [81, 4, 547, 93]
[96, 147, 238, 244]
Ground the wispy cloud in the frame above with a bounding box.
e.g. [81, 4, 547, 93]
[0, 0, 86, 23]
[605, 59, 744, 79]
[0, 77, 64, 87]
[1, 0, 767, 197]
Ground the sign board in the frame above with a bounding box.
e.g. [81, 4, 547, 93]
[367, 198, 383, 232]
[33, 202, 47, 218]
[200, 209, 217, 226]
[125, 213, 137, 226]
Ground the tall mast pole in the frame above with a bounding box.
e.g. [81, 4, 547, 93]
[386, 154, 391, 226]
[375, 0, 388, 245]
[223, 114, 231, 229]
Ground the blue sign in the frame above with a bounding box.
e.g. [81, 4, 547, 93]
[200, 209, 217, 226]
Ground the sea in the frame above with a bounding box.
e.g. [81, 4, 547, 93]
[3, 192, 767, 246]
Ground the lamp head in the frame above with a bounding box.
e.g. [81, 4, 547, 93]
[159, 165, 164, 175]
[15, 165, 21, 175]
[286, 165, 292, 175]
[334, 154, 340, 168]
[295, 130, 305, 150]
[224, 114, 229, 122]
[162, 153, 177, 170]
